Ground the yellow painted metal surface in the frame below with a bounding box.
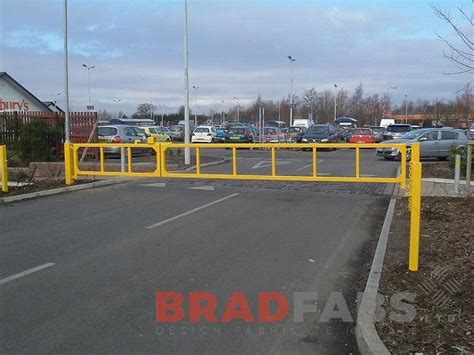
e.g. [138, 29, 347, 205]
[409, 144, 422, 271]
[0, 145, 8, 193]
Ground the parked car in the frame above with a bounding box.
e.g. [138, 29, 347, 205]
[383, 124, 412, 140]
[191, 126, 217, 143]
[468, 123, 474, 139]
[370, 126, 386, 142]
[336, 127, 353, 142]
[261, 127, 285, 143]
[140, 126, 171, 142]
[349, 128, 375, 143]
[225, 126, 255, 143]
[301, 124, 340, 144]
[215, 127, 227, 143]
[376, 128, 469, 160]
[285, 126, 306, 142]
[97, 125, 148, 155]
[169, 125, 185, 141]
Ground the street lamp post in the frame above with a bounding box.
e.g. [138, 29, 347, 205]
[334, 84, 338, 121]
[220, 100, 225, 124]
[82, 64, 95, 110]
[183, 0, 191, 165]
[192, 85, 199, 126]
[233, 96, 240, 122]
[159, 104, 167, 126]
[405, 94, 408, 123]
[63, 0, 70, 143]
[113, 99, 122, 118]
[287, 56, 296, 126]
[52, 93, 61, 111]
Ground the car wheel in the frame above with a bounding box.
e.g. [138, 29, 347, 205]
[384, 156, 395, 161]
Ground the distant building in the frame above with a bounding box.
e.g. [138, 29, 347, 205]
[0, 72, 54, 112]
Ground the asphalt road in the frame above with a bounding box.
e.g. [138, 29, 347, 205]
[0, 150, 399, 354]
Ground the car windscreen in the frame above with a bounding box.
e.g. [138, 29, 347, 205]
[98, 127, 118, 136]
[288, 127, 304, 133]
[371, 127, 384, 133]
[228, 128, 245, 135]
[402, 130, 427, 139]
[194, 127, 210, 133]
[307, 126, 329, 134]
[264, 128, 278, 134]
[170, 126, 183, 132]
[387, 125, 411, 132]
[352, 129, 372, 135]
[134, 127, 146, 136]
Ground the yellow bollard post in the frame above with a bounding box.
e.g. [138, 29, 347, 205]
[271, 147, 276, 176]
[409, 143, 422, 271]
[355, 146, 360, 178]
[195, 147, 201, 175]
[1, 145, 8, 192]
[160, 143, 167, 177]
[312, 147, 318, 177]
[64, 142, 75, 185]
[232, 147, 238, 176]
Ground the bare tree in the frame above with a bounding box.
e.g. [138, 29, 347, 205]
[432, 4, 474, 76]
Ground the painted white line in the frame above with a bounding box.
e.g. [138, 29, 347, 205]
[296, 159, 325, 171]
[188, 185, 215, 191]
[140, 182, 167, 187]
[0, 263, 55, 286]
[360, 174, 378, 177]
[146, 193, 239, 229]
[251, 160, 290, 169]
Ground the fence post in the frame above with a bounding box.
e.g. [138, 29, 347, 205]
[1, 145, 8, 192]
[64, 142, 75, 185]
[466, 142, 472, 195]
[409, 143, 422, 272]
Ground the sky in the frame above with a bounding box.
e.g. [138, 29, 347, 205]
[0, 0, 472, 115]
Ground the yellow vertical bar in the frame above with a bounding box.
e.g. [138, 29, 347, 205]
[155, 143, 161, 177]
[127, 147, 132, 173]
[355, 146, 360, 178]
[1, 145, 8, 193]
[160, 144, 167, 177]
[312, 147, 318, 177]
[64, 142, 74, 185]
[100, 146, 105, 173]
[400, 145, 407, 189]
[196, 147, 201, 175]
[232, 147, 237, 176]
[409, 143, 422, 271]
[271, 147, 276, 176]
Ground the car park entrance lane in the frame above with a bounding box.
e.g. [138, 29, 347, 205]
[0, 179, 390, 354]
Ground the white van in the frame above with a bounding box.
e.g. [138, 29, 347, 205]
[380, 119, 395, 128]
[293, 119, 313, 129]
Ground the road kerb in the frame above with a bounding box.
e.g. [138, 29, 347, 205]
[0, 179, 128, 204]
[355, 185, 398, 355]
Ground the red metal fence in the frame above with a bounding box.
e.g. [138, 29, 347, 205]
[0, 111, 98, 155]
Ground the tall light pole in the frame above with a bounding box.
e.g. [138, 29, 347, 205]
[52, 93, 61, 111]
[334, 84, 338, 121]
[233, 96, 240, 122]
[82, 64, 95, 110]
[113, 99, 122, 118]
[63, 0, 70, 143]
[183, 0, 191, 165]
[385, 86, 397, 119]
[287, 56, 296, 126]
[220, 100, 225, 124]
[159, 104, 167, 126]
[405, 94, 408, 123]
[192, 85, 199, 126]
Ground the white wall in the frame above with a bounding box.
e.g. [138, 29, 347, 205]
[0, 76, 49, 112]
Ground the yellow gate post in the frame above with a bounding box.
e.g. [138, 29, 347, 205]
[409, 143, 422, 271]
[0, 145, 8, 193]
[64, 142, 75, 185]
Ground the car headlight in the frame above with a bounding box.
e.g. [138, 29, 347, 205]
[321, 139, 328, 142]
[302, 138, 308, 142]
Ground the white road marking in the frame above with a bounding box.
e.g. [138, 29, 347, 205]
[140, 182, 167, 187]
[296, 159, 325, 171]
[360, 174, 378, 177]
[188, 185, 215, 191]
[0, 263, 55, 286]
[251, 160, 290, 169]
[146, 193, 239, 229]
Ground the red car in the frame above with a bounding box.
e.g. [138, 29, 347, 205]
[349, 128, 375, 143]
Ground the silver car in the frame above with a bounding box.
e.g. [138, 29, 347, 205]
[98, 125, 148, 155]
[376, 128, 469, 160]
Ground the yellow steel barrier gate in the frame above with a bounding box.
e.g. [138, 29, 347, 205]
[0, 145, 8, 193]
[64, 141, 422, 271]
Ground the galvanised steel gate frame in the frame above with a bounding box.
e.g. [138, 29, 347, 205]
[64, 140, 422, 271]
